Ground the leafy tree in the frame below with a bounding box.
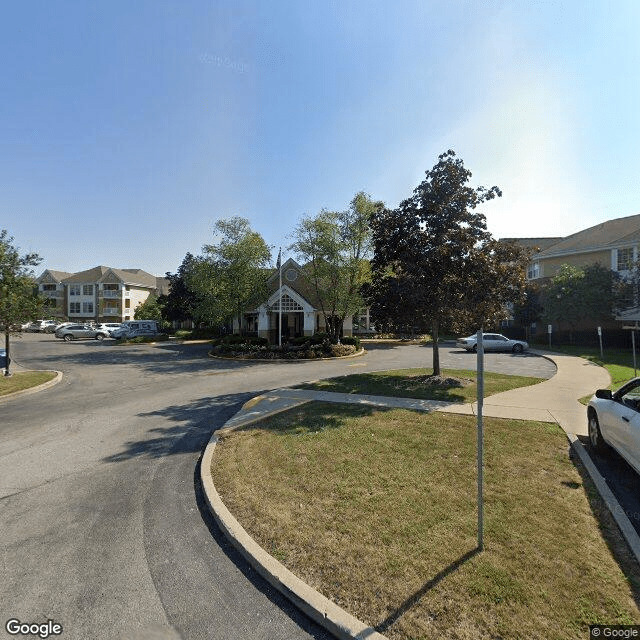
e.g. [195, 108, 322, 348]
[512, 282, 543, 339]
[289, 192, 384, 341]
[0, 230, 44, 376]
[188, 217, 272, 332]
[368, 150, 529, 375]
[158, 253, 201, 324]
[541, 262, 617, 342]
[134, 294, 165, 323]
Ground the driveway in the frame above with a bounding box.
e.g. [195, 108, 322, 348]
[0, 335, 556, 639]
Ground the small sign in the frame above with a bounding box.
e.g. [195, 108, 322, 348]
[547, 324, 552, 334]
[597, 326, 602, 336]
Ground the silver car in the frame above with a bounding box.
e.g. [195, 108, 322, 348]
[588, 379, 640, 475]
[456, 333, 528, 353]
[55, 324, 110, 342]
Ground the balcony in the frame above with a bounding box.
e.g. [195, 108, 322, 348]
[102, 307, 120, 315]
[42, 290, 63, 298]
[100, 290, 121, 298]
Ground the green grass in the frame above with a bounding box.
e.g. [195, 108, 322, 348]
[212, 402, 640, 640]
[0, 371, 57, 396]
[296, 368, 544, 403]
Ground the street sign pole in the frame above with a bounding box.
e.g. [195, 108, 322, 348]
[597, 326, 603, 360]
[633, 331, 637, 377]
[476, 328, 484, 552]
[548, 324, 552, 349]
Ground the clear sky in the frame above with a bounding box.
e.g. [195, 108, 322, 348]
[2, 1, 639, 277]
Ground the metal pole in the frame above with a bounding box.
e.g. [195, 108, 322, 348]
[477, 328, 484, 552]
[278, 248, 282, 347]
[633, 330, 637, 378]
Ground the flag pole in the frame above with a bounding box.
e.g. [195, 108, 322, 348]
[278, 247, 282, 347]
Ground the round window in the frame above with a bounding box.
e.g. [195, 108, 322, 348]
[285, 269, 297, 282]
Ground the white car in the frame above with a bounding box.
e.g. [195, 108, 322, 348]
[456, 333, 528, 354]
[93, 323, 122, 336]
[588, 379, 640, 475]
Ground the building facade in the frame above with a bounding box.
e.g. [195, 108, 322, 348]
[37, 266, 169, 323]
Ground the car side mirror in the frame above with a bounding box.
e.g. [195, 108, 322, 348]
[595, 389, 613, 400]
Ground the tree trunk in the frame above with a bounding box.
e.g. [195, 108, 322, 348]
[432, 319, 440, 376]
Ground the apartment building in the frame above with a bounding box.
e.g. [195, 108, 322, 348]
[37, 266, 169, 323]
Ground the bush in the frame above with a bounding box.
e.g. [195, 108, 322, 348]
[329, 344, 357, 357]
[341, 336, 361, 349]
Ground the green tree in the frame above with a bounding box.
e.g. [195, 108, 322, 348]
[0, 230, 44, 376]
[188, 217, 272, 332]
[289, 192, 384, 341]
[368, 150, 529, 375]
[542, 262, 616, 342]
[134, 294, 165, 323]
[158, 253, 200, 324]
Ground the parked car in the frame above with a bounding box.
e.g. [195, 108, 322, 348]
[456, 333, 528, 353]
[45, 322, 73, 333]
[93, 323, 122, 335]
[588, 379, 640, 476]
[110, 320, 159, 339]
[25, 320, 51, 332]
[0, 348, 7, 372]
[55, 324, 110, 341]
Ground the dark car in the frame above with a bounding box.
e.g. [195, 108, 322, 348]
[54, 324, 110, 342]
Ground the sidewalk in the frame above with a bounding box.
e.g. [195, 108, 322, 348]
[219, 350, 612, 437]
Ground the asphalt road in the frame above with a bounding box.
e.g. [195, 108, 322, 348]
[0, 335, 556, 640]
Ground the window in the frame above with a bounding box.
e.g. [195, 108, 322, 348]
[103, 284, 118, 291]
[70, 285, 81, 296]
[285, 269, 297, 282]
[527, 262, 540, 279]
[83, 284, 93, 295]
[70, 302, 81, 313]
[83, 302, 93, 314]
[617, 247, 634, 272]
[42, 284, 56, 291]
[125, 299, 131, 308]
[271, 294, 303, 312]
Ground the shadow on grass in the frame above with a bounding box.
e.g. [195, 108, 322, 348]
[571, 441, 640, 607]
[375, 547, 481, 634]
[238, 401, 391, 436]
[298, 373, 470, 403]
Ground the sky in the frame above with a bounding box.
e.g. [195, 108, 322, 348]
[2, 0, 640, 278]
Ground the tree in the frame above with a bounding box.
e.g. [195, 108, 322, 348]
[513, 282, 543, 340]
[541, 262, 617, 342]
[134, 294, 165, 323]
[0, 230, 44, 376]
[158, 253, 200, 324]
[289, 192, 384, 341]
[187, 217, 272, 332]
[368, 150, 529, 376]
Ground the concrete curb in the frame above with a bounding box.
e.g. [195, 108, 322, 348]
[567, 433, 640, 565]
[201, 429, 388, 640]
[207, 348, 367, 363]
[0, 370, 63, 404]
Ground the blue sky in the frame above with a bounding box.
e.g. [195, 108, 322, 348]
[2, 1, 640, 277]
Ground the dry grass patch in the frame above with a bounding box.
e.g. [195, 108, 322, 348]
[212, 402, 640, 640]
[296, 368, 543, 403]
[0, 371, 56, 396]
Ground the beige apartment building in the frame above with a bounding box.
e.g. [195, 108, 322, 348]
[37, 266, 169, 323]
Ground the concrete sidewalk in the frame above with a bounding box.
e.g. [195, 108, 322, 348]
[219, 350, 612, 437]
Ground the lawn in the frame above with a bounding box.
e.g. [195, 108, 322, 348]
[296, 368, 544, 403]
[0, 371, 57, 396]
[212, 402, 640, 640]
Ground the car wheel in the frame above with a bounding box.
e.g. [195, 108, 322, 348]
[588, 411, 608, 454]
[95, 334, 105, 341]
[512, 343, 524, 353]
[472, 344, 478, 353]
[63, 334, 73, 342]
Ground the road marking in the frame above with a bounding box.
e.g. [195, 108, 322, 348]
[347, 363, 367, 367]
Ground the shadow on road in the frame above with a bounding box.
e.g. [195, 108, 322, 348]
[102, 392, 258, 463]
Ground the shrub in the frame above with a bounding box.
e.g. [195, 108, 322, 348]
[329, 344, 357, 357]
[341, 336, 361, 349]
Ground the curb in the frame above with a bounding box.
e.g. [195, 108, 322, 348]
[207, 348, 367, 363]
[0, 370, 63, 404]
[201, 417, 388, 640]
[567, 433, 640, 564]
